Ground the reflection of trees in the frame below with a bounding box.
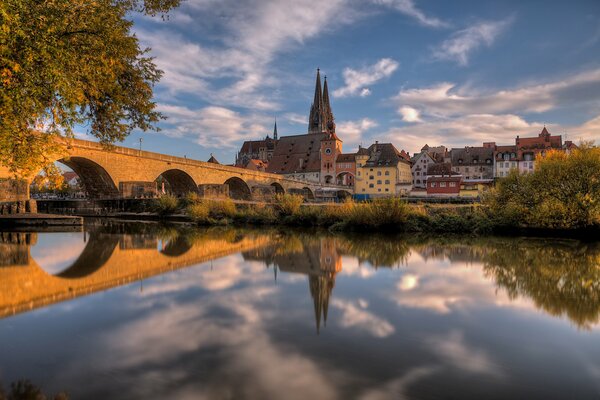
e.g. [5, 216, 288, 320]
[0, 379, 68, 400]
[409, 236, 600, 329]
[337, 234, 411, 268]
[481, 239, 600, 329]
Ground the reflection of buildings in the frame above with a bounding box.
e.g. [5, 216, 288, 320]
[243, 236, 342, 333]
[0, 232, 35, 267]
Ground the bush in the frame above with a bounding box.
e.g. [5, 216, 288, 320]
[155, 194, 179, 215]
[273, 194, 304, 216]
[484, 145, 600, 229]
[207, 199, 236, 219]
[187, 202, 210, 224]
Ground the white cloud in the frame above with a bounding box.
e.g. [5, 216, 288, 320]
[284, 112, 308, 125]
[336, 118, 378, 149]
[398, 106, 421, 122]
[371, 0, 448, 28]
[156, 103, 270, 149]
[426, 331, 504, 378]
[334, 58, 399, 98]
[432, 18, 513, 65]
[139, 0, 357, 110]
[332, 298, 395, 338]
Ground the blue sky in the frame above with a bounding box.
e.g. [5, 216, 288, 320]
[108, 0, 600, 163]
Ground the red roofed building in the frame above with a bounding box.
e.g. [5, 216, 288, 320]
[426, 175, 462, 196]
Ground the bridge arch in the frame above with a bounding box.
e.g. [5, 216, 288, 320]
[225, 177, 251, 200]
[336, 172, 354, 187]
[303, 187, 315, 200]
[271, 182, 285, 195]
[157, 169, 198, 197]
[54, 157, 119, 199]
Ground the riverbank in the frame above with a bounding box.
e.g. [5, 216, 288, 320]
[148, 195, 600, 238]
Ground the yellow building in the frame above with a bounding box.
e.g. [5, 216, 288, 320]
[354, 142, 413, 198]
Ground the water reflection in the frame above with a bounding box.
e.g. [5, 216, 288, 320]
[0, 224, 599, 399]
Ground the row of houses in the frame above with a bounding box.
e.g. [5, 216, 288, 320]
[234, 70, 576, 199]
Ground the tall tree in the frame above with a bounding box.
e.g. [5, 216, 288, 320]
[0, 0, 180, 178]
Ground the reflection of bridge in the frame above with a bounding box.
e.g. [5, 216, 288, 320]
[0, 229, 272, 319]
[0, 138, 352, 201]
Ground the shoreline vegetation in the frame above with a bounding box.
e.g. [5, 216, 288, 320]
[152, 146, 600, 236]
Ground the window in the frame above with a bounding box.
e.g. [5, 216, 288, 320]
[369, 184, 374, 188]
[377, 180, 382, 184]
[385, 180, 390, 184]
[358, 171, 361, 176]
[449, 182, 456, 187]
[378, 189, 381, 192]
[511, 162, 516, 168]
[369, 175, 374, 180]
[416, 171, 420, 176]
[385, 171, 390, 176]
[416, 179, 421, 184]
[440, 182, 446, 187]
[370, 168, 373, 171]
[465, 167, 470, 172]
[385, 188, 389, 192]
[377, 171, 382, 176]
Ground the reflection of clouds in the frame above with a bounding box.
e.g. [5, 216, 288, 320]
[340, 256, 375, 278]
[358, 366, 439, 400]
[65, 255, 342, 399]
[426, 331, 504, 378]
[397, 274, 418, 291]
[332, 298, 395, 338]
[31, 233, 87, 275]
[391, 251, 534, 314]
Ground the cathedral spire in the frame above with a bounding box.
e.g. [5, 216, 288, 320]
[273, 118, 278, 140]
[308, 68, 326, 134]
[323, 76, 335, 134]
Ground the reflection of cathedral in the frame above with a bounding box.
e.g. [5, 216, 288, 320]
[243, 235, 342, 333]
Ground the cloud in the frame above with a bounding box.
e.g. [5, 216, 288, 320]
[336, 118, 378, 149]
[398, 106, 421, 122]
[432, 18, 513, 65]
[426, 331, 504, 378]
[157, 103, 270, 149]
[331, 298, 395, 338]
[393, 69, 600, 116]
[138, 0, 357, 110]
[284, 112, 308, 125]
[334, 58, 399, 98]
[384, 113, 543, 154]
[371, 0, 448, 28]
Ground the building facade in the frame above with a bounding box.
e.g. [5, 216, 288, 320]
[449, 146, 495, 180]
[355, 142, 412, 197]
[486, 127, 572, 178]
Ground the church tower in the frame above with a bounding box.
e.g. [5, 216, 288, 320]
[308, 69, 336, 135]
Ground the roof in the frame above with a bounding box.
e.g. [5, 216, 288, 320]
[363, 143, 410, 167]
[428, 175, 462, 182]
[266, 133, 327, 174]
[516, 127, 562, 150]
[450, 146, 494, 166]
[207, 155, 220, 164]
[356, 146, 370, 156]
[336, 153, 355, 162]
[427, 163, 457, 176]
[62, 171, 78, 181]
[239, 137, 278, 153]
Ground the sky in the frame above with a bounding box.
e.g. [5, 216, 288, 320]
[110, 0, 600, 164]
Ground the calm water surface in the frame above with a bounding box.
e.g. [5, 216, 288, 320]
[0, 221, 599, 399]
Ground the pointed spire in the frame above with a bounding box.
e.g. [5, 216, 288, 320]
[308, 68, 325, 134]
[273, 118, 278, 140]
[322, 76, 335, 135]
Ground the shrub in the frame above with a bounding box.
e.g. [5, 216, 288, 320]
[273, 194, 304, 216]
[187, 202, 210, 224]
[207, 199, 237, 219]
[155, 194, 179, 215]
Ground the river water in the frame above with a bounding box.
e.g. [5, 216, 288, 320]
[0, 221, 598, 399]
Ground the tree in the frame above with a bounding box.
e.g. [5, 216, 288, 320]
[485, 144, 600, 229]
[0, 0, 180, 178]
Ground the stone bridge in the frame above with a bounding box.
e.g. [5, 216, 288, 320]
[0, 228, 274, 319]
[0, 138, 352, 201]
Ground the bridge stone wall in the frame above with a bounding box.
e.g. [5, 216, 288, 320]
[0, 138, 352, 201]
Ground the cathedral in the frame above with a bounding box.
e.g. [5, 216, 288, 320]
[236, 69, 348, 185]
